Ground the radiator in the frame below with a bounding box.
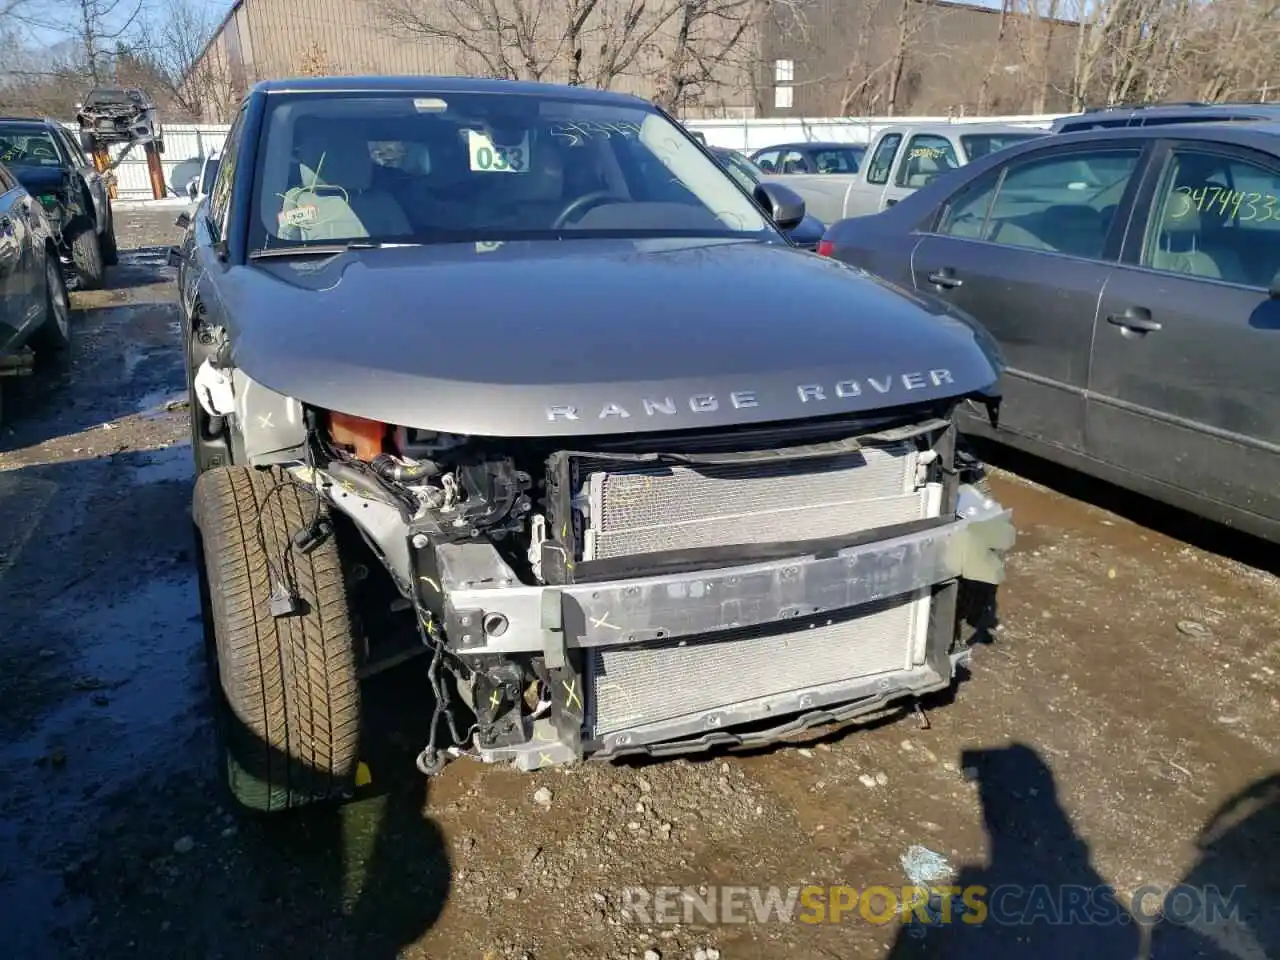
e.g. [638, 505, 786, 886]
[574, 438, 944, 738]
[586, 591, 932, 737]
[580, 441, 930, 560]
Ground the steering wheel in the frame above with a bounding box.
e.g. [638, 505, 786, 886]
[552, 191, 621, 229]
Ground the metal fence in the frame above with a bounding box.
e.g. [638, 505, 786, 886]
[103, 111, 1070, 200]
[685, 114, 1067, 153]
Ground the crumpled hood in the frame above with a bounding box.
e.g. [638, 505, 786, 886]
[223, 237, 1001, 437]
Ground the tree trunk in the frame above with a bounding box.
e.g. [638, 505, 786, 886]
[976, 0, 1009, 114]
[654, 1, 695, 112]
[886, 0, 911, 115]
[1033, 0, 1060, 113]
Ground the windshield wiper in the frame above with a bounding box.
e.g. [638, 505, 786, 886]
[248, 240, 421, 259]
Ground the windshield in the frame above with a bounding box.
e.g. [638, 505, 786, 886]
[714, 149, 764, 190]
[960, 132, 1046, 162]
[0, 129, 63, 167]
[250, 91, 774, 250]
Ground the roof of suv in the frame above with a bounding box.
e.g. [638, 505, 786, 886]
[873, 121, 1050, 138]
[251, 75, 646, 105]
[1052, 102, 1280, 131]
[1050, 118, 1280, 145]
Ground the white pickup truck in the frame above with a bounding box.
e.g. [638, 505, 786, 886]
[767, 122, 1047, 224]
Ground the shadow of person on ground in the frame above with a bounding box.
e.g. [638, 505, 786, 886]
[1148, 773, 1280, 960]
[206, 668, 452, 959]
[885, 742, 1140, 960]
[190, 473, 452, 956]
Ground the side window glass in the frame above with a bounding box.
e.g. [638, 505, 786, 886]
[865, 134, 902, 185]
[780, 150, 809, 174]
[896, 135, 959, 188]
[942, 149, 1139, 259]
[208, 110, 246, 239]
[935, 170, 1002, 238]
[56, 128, 85, 165]
[753, 150, 779, 173]
[1142, 150, 1280, 288]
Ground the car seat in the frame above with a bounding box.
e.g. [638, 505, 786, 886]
[1150, 205, 1223, 279]
[1037, 204, 1108, 258]
[279, 129, 412, 241]
[482, 140, 568, 227]
[1157, 184, 1244, 281]
[905, 155, 950, 189]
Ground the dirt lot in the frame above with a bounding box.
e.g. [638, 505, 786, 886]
[0, 209, 1276, 960]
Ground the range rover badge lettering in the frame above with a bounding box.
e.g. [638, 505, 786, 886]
[797, 369, 953, 403]
[546, 369, 954, 421]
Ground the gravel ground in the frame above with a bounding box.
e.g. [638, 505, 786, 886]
[0, 209, 1275, 960]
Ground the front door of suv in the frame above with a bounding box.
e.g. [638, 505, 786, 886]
[910, 140, 1147, 453]
[1088, 141, 1280, 535]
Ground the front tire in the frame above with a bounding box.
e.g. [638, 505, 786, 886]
[101, 209, 119, 266]
[68, 219, 105, 290]
[194, 465, 362, 813]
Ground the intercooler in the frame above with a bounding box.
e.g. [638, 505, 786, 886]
[565, 438, 945, 739]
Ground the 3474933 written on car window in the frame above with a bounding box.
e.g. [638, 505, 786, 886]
[1172, 184, 1280, 221]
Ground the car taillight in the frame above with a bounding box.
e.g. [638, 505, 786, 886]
[816, 239, 835, 257]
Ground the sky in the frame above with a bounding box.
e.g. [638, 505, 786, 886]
[21, 0, 239, 50]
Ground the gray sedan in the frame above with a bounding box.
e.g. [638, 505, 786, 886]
[0, 160, 71, 424]
[819, 121, 1280, 543]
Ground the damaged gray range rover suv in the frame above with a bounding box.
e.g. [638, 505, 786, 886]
[175, 76, 1015, 813]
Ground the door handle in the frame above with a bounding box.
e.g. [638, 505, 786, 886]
[1106, 307, 1162, 333]
[927, 268, 962, 289]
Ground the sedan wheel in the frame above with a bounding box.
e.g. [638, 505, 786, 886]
[31, 254, 72, 357]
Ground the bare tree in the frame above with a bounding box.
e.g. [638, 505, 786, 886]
[68, 0, 143, 83]
[376, 0, 765, 112]
[976, 0, 1010, 114]
[376, 0, 565, 81]
[650, 0, 757, 112]
[589, 0, 669, 89]
[820, 0, 899, 115]
[131, 0, 233, 120]
[883, 0, 923, 114]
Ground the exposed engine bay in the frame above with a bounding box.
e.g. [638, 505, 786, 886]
[192, 354, 1015, 776]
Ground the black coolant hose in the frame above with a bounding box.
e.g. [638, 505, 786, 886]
[370, 453, 439, 483]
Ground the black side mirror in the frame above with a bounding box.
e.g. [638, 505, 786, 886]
[174, 212, 191, 231]
[754, 181, 806, 230]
